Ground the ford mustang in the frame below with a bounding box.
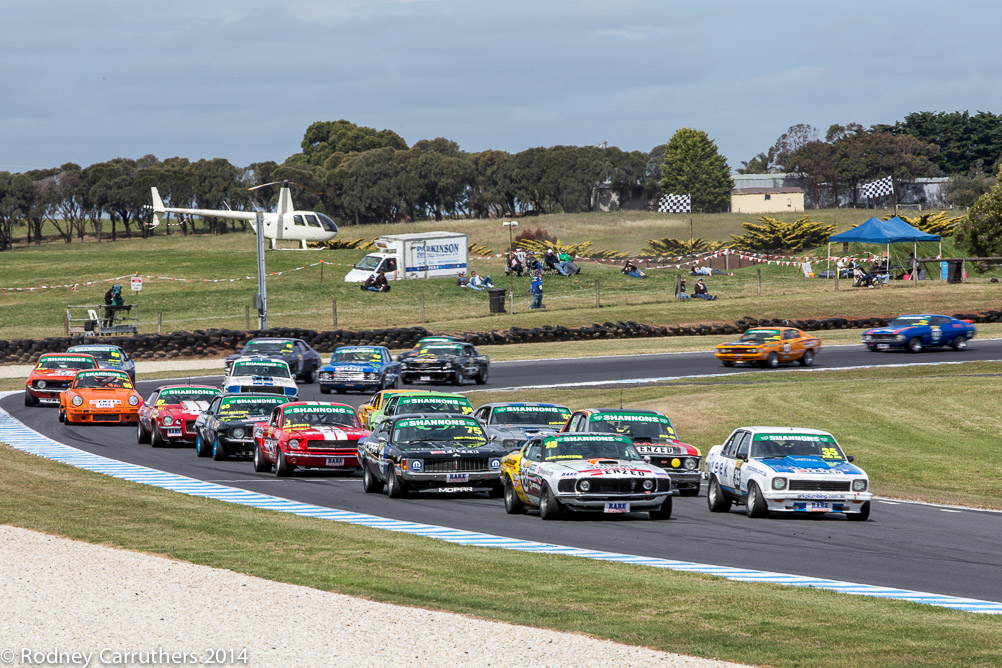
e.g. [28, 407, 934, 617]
[252, 401, 370, 476]
[862, 314, 975, 353]
[367, 391, 475, 430]
[66, 344, 136, 382]
[704, 426, 871, 520]
[400, 341, 489, 385]
[500, 433, 676, 520]
[224, 337, 322, 383]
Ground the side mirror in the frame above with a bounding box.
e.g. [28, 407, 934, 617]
[642, 455, 651, 463]
[737, 453, 748, 462]
[847, 455, 854, 462]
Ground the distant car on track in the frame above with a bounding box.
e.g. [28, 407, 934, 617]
[24, 353, 98, 407]
[715, 327, 821, 368]
[366, 391, 475, 430]
[224, 337, 322, 383]
[318, 345, 401, 394]
[862, 314, 975, 353]
[66, 344, 136, 382]
[222, 357, 299, 399]
[399, 341, 489, 385]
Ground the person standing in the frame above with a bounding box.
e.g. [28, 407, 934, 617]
[529, 270, 545, 309]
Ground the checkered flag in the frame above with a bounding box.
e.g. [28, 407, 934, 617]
[658, 193, 691, 213]
[861, 176, 893, 199]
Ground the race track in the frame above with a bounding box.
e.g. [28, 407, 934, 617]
[5, 341, 1002, 602]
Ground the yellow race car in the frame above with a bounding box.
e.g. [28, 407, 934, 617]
[715, 327, 821, 368]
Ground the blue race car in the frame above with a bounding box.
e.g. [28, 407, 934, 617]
[318, 345, 401, 394]
[862, 314, 975, 353]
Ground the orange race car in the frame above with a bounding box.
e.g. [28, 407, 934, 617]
[24, 352, 99, 406]
[715, 327, 821, 368]
[59, 369, 143, 424]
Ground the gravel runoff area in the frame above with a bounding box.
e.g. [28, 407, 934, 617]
[0, 526, 742, 668]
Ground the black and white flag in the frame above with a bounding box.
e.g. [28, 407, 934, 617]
[658, 193, 691, 213]
[861, 176, 893, 199]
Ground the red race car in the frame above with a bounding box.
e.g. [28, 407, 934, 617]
[137, 384, 223, 447]
[252, 401, 370, 476]
[25, 353, 99, 406]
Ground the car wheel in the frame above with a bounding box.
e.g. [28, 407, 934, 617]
[453, 369, 465, 386]
[847, 501, 871, 522]
[386, 466, 407, 498]
[320, 386, 331, 394]
[335, 388, 347, 394]
[707, 476, 731, 512]
[503, 477, 526, 514]
[649, 497, 672, 520]
[253, 444, 272, 472]
[720, 361, 734, 367]
[539, 484, 562, 520]
[151, 425, 166, 448]
[906, 337, 923, 354]
[58, 408, 66, 423]
[137, 419, 151, 444]
[745, 482, 768, 518]
[798, 350, 814, 367]
[401, 375, 412, 385]
[951, 337, 968, 351]
[275, 449, 293, 477]
[487, 483, 504, 499]
[307, 366, 318, 384]
[212, 435, 228, 461]
[764, 352, 779, 368]
[476, 366, 489, 385]
[24, 391, 38, 407]
[362, 461, 384, 494]
[867, 345, 880, 352]
[195, 433, 210, 457]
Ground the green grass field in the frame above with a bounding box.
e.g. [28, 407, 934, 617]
[0, 209, 992, 342]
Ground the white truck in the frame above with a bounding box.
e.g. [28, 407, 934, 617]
[344, 232, 468, 282]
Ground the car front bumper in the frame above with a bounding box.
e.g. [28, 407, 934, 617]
[555, 491, 674, 512]
[401, 470, 500, 491]
[66, 408, 139, 423]
[762, 490, 873, 513]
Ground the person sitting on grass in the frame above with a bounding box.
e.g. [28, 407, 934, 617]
[374, 271, 391, 292]
[693, 278, 716, 300]
[468, 270, 494, 290]
[622, 260, 647, 279]
[676, 278, 690, 300]
[362, 274, 380, 292]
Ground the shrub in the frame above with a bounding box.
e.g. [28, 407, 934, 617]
[729, 215, 834, 252]
[642, 237, 724, 257]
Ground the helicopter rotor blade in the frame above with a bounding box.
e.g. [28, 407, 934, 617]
[248, 180, 324, 195]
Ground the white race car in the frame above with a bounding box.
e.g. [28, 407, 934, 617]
[500, 433, 676, 520]
[222, 357, 299, 399]
[704, 426, 872, 520]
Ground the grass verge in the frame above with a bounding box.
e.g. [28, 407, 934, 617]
[1, 443, 1000, 667]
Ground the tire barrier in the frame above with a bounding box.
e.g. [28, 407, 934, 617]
[3, 310, 1002, 364]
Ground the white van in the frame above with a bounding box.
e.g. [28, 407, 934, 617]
[344, 232, 468, 282]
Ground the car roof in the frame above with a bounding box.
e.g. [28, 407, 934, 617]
[396, 391, 469, 399]
[386, 412, 478, 424]
[245, 337, 301, 343]
[738, 426, 835, 437]
[232, 356, 290, 365]
[580, 408, 663, 416]
[334, 345, 387, 351]
[67, 344, 125, 351]
[478, 402, 568, 410]
[280, 400, 354, 409]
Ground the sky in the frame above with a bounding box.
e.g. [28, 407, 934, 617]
[2, 0, 1000, 174]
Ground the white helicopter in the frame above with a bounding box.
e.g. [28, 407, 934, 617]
[149, 181, 338, 249]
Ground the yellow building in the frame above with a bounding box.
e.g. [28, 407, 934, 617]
[730, 187, 804, 214]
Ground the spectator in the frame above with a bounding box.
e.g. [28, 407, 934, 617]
[362, 274, 380, 292]
[457, 271, 471, 288]
[691, 264, 733, 276]
[545, 249, 570, 276]
[558, 250, 581, 275]
[468, 270, 494, 290]
[676, 278, 690, 300]
[622, 260, 646, 279]
[525, 252, 543, 274]
[693, 278, 716, 300]
[869, 258, 890, 286]
[505, 253, 524, 277]
[103, 283, 124, 325]
[374, 271, 391, 292]
[529, 270, 545, 309]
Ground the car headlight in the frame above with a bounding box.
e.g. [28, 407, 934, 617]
[895, 334, 905, 342]
[36, 380, 47, 389]
[862, 335, 871, 342]
[231, 427, 245, 439]
[162, 415, 174, 426]
[642, 479, 654, 490]
[683, 458, 698, 470]
[320, 372, 331, 380]
[288, 438, 301, 450]
[852, 479, 868, 492]
[772, 477, 788, 490]
[748, 348, 758, 354]
[579, 479, 591, 492]
[72, 395, 83, 406]
[128, 395, 140, 406]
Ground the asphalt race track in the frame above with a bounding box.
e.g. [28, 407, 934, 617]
[6, 340, 1002, 602]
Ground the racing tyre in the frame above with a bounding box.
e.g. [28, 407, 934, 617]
[137, 419, 151, 444]
[275, 450, 293, 477]
[195, 433, 210, 458]
[487, 483, 504, 499]
[538, 484, 562, 520]
[745, 482, 769, 518]
[649, 497, 673, 520]
[763, 352, 779, 369]
[453, 369, 465, 386]
[386, 467, 407, 498]
[503, 477, 526, 514]
[151, 425, 166, 448]
[58, 409, 66, 423]
[253, 444, 272, 472]
[335, 388, 347, 394]
[951, 337, 968, 351]
[720, 361, 734, 367]
[906, 337, 923, 354]
[867, 345, 879, 352]
[798, 350, 815, 367]
[304, 366, 318, 384]
[362, 462, 384, 494]
[24, 390, 38, 407]
[212, 435, 228, 461]
[707, 477, 732, 512]
[320, 386, 331, 394]
[847, 501, 870, 522]
[401, 375, 412, 385]
[476, 366, 489, 385]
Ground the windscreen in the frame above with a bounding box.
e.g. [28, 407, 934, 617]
[36, 355, 97, 371]
[392, 417, 486, 449]
[155, 387, 222, 405]
[355, 255, 382, 271]
[331, 348, 384, 364]
[588, 413, 677, 441]
[243, 340, 293, 355]
[889, 316, 930, 327]
[750, 433, 845, 461]
[282, 404, 359, 429]
[217, 396, 285, 419]
[67, 347, 122, 364]
[739, 329, 781, 343]
[232, 361, 291, 378]
[490, 405, 570, 426]
[73, 372, 133, 390]
[542, 437, 642, 462]
[416, 344, 463, 358]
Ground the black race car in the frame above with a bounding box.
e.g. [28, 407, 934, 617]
[193, 393, 287, 460]
[359, 414, 506, 498]
[224, 338, 323, 383]
[399, 342, 489, 385]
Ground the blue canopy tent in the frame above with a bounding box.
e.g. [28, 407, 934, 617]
[828, 216, 941, 279]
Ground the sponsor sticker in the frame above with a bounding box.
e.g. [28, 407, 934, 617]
[604, 502, 630, 514]
[447, 473, 469, 483]
[90, 399, 121, 407]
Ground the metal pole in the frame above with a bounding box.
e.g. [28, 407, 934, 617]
[757, 268, 762, 296]
[595, 279, 601, 307]
[504, 221, 518, 315]
[332, 299, 338, 328]
[961, 259, 966, 284]
[420, 293, 425, 322]
[255, 212, 268, 329]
